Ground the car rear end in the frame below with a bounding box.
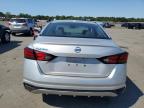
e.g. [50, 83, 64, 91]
[9, 18, 29, 34]
[23, 21, 128, 97]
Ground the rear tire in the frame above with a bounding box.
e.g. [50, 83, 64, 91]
[28, 29, 34, 36]
[1, 32, 10, 44]
[12, 33, 16, 36]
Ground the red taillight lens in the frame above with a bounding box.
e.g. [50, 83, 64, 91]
[119, 53, 128, 63]
[34, 51, 46, 61]
[24, 47, 35, 60]
[34, 51, 56, 61]
[99, 52, 128, 64]
[24, 47, 56, 61]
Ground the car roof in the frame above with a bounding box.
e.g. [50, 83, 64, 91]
[11, 18, 32, 19]
[51, 20, 98, 25]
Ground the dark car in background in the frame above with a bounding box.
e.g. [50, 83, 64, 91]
[134, 23, 144, 29]
[103, 22, 114, 28]
[121, 22, 144, 29]
[0, 24, 11, 43]
[121, 23, 129, 27]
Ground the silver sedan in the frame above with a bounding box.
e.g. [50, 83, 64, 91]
[23, 20, 128, 97]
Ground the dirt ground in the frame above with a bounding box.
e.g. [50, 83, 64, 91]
[0, 28, 144, 108]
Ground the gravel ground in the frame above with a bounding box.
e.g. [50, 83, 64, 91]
[0, 28, 144, 108]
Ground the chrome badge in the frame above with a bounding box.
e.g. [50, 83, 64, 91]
[75, 47, 81, 53]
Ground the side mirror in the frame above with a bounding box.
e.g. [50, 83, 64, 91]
[33, 27, 41, 40]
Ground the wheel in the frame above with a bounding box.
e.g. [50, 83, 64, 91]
[1, 32, 10, 44]
[28, 29, 34, 36]
[12, 33, 16, 36]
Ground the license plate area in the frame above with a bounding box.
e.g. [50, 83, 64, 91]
[14, 24, 21, 28]
[66, 57, 85, 63]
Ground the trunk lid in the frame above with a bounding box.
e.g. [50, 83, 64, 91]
[33, 36, 123, 78]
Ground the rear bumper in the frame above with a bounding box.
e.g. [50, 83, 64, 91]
[23, 59, 127, 97]
[11, 29, 29, 33]
[23, 83, 125, 97]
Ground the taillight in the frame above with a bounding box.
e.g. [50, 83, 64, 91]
[98, 52, 128, 64]
[34, 50, 56, 61]
[24, 47, 35, 60]
[24, 47, 56, 61]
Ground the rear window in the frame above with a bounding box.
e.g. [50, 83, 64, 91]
[10, 19, 26, 23]
[41, 22, 110, 39]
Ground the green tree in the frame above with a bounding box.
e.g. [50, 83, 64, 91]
[18, 13, 31, 18]
[5, 12, 12, 19]
[0, 12, 5, 17]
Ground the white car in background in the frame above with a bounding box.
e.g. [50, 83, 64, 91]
[9, 18, 36, 36]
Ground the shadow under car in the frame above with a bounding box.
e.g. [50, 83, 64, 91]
[0, 41, 22, 54]
[42, 77, 143, 108]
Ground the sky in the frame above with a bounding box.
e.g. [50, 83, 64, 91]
[0, 0, 144, 18]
